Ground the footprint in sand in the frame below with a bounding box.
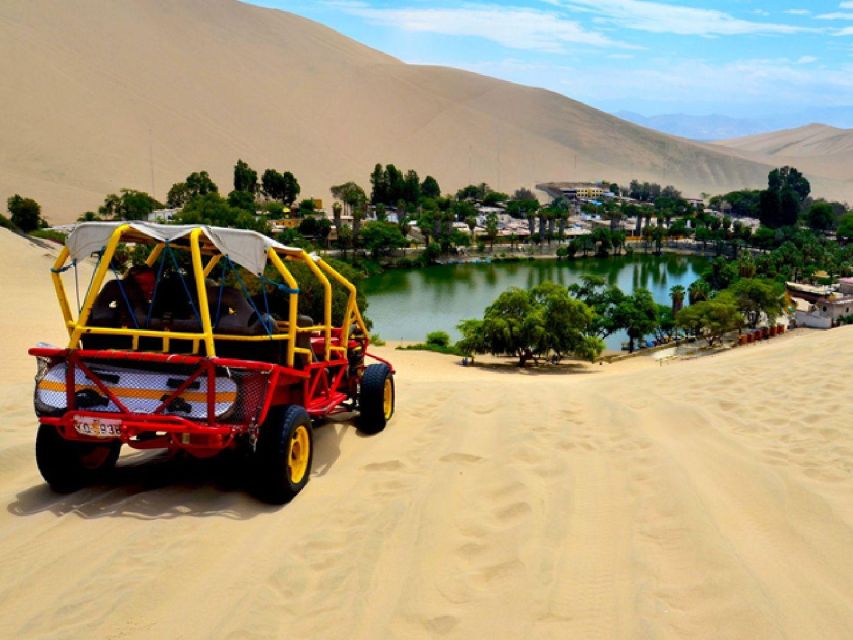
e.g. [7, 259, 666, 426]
[424, 615, 459, 635]
[362, 460, 406, 472]
[440, 452, 484, 464]
[494, 501, 531, 522]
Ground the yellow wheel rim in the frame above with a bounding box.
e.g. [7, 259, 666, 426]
[288, 425, 310, 484]
[382, 377, 393, 420]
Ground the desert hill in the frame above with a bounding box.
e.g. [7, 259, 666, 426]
[1, 0, 850, 223]
[715, 124, 853, 200]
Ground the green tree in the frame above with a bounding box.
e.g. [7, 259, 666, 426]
[485, 211, 499, 251]
[176, 192, 269, 233]
[182, 170, 219, 202]
[166, 182, 191, 208]
[688, 279, 711, 305]
[806, 201, 836, 231]
[403, 169, 420, 205]
[677, 299, 742, 346]
[168, 171, 218, 208]
[568, 275, 626, 339]
[298, 198, 316, 214]
[612, 288, 658, 353]
[768, 166, 810, 201]
[456, 319, 486, 362]
[233, 159, 258, 194]
[702, 257, 739, 291]
[669, 284, 685, 314]
[530, 282, 604, 362]
[759, 189, 782, 228]
[6, 194, 44, 232]
[330, 181, 367, 218]
[101, 189, 162, 221]
[466, 284, 602, 366]
[227, 189, 256, 212]
[720, 279, 785, 328]
[483, 191, 508, 207]
[370, 164, 388, 205]
[421, 175, 441, 199]
[359, 221, 408, 258]
[332, 202, 343, 236]
[591, 227, 613, 257]
[262, 169, 285, 201]
[838, 213, 853, 242]
[281, 172, 300, 207]
[336, 224, 353, 257]
[417, 208, 436, 246]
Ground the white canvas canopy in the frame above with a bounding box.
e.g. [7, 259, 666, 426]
[66, 222, 300, 275]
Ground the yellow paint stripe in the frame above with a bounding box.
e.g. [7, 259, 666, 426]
[38, 380, 236, 403]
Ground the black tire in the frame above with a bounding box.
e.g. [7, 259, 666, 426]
[357, 363, 394, 435]
[253, 405, 313, 504]
[35, 424, 121, 492]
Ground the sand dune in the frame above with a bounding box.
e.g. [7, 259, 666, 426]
[0, 227, 851, 638]
[5, 0, 852, 223]
[714, 124, 853, 201]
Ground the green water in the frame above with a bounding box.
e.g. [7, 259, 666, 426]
[362, 254, 708, 350]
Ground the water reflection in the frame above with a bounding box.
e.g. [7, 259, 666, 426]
[363, 255, 708, 348]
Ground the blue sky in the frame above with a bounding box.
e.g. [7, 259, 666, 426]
[248, 1, 853, 119]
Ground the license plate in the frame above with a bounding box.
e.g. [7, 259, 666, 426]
[74, 416, 121, 438]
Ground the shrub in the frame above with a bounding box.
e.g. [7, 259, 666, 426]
[426, 331, 450, 347]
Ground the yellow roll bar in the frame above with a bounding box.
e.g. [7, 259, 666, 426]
[53, 225, 365, 369]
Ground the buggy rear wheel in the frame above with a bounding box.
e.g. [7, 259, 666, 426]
[357, 363, 394, 435]
[253, 405, 313, 504]
[35, 424, 121, 492]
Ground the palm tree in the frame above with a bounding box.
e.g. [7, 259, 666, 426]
[332, 202, 342, 236]
[526, 210, 537, 238]
[688, 280, 710, 305]
[670, 285, 685, 314]
[352, 201, 366, 250]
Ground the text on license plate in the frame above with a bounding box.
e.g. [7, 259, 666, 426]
[74, 416, 121, 437]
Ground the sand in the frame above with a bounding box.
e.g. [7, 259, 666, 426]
[5, 0, 853, 224]
[0, 227, 851, 638]
[714, 124, 853, 202]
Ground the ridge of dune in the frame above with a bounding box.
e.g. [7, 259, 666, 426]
[0, 226, 851, 637]
[6, 0, 853, 222]
[713, 124, 853, 196]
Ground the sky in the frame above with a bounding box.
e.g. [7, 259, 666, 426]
[248, 0, 853, 120]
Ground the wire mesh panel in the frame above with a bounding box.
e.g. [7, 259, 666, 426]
[34, 353, 270, 425]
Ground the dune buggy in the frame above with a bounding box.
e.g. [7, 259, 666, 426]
[30, 222, 395, 503]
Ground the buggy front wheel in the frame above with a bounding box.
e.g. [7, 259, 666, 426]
[253, 405, 313, 504]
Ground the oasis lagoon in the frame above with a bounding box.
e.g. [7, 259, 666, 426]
[362, 254, 708, 351]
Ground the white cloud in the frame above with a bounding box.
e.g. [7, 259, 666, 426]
[542, 0, 811, 36]
[797, 55, 818, 63]
[455, 55, 853, 111]
[835, 26, 853, 35]
[784, 9, 810, 16]
[841, 1, 853, 8]
[341, 4, 634, 53]
[816, 12, 853, 20]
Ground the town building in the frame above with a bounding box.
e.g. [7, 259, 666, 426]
[787, 278, 853, 328]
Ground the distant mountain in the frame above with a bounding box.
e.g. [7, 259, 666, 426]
[1, 0, 851, 222]
[617, 108, 853, 141]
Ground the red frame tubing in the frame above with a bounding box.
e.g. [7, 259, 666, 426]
[29, 347, 311, 453]
[365, 351, 396, 373]
[302, 358, 350, 417]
